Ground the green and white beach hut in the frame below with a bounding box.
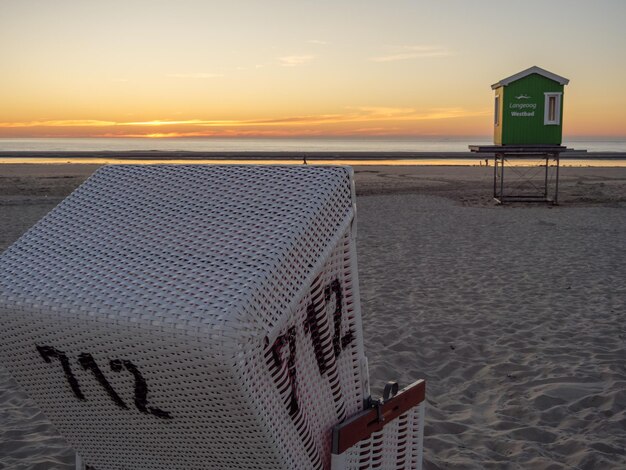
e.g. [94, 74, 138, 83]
[492, 66, 569, 145]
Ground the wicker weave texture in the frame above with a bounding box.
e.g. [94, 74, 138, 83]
[0, 165, 368, 469]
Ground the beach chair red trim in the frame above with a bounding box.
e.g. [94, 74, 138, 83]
[332, 379, 425, 454]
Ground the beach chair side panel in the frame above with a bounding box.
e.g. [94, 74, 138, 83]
[0, 304, 288, 469]
[253, 227, 369, 469]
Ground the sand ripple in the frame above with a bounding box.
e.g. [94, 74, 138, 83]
[358, 195, 626, 469]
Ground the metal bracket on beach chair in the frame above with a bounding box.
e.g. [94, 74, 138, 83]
[368, 380, 400, 423]
[330, 379, 426, 469]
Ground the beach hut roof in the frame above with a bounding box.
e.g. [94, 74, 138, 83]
[491, 66, 569, 89]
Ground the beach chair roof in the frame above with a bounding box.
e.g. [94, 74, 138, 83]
[0, 165, 355, 342]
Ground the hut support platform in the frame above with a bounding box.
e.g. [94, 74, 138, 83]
[469, 145, 567, 205]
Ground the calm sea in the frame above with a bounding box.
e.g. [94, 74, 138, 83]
[1, 137, 625, 167]
[1, 137, 625, 153]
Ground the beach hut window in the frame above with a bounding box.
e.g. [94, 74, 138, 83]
[544, 92, 562, 125]
[494, 96, 500, 126]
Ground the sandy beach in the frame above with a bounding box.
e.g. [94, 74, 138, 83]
[1, 162, 625, 469]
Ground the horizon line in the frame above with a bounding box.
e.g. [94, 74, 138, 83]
[0, 134, 625, 140]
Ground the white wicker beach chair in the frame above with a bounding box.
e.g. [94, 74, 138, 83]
[0, 165, 424, 470]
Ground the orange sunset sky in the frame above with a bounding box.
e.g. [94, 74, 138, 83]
[1, 0, 625, 139]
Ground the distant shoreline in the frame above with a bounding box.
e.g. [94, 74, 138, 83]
[1, 150, 626, 160]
